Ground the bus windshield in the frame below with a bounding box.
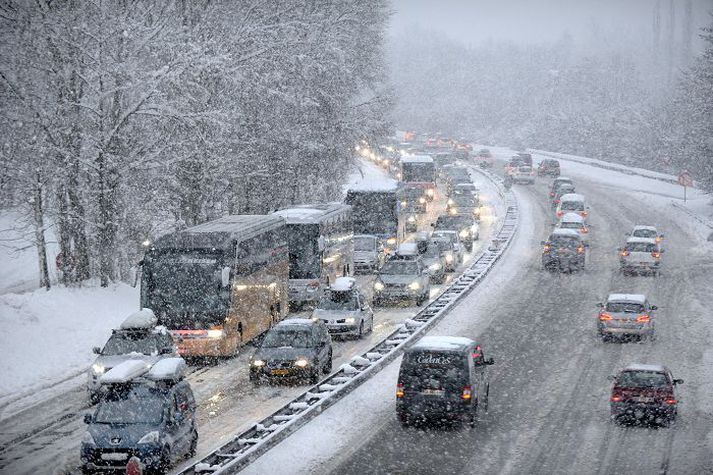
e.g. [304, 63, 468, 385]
[287, 224, 321, 279]
[142, 251, 229, 326]
[354, 236, 376, 251]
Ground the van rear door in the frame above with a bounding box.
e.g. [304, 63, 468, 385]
[399, 351, 469, 410]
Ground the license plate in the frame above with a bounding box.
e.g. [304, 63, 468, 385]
[101, 453, 128, 461]
[633, 397, 654, 403]
[271, 369, 289, 376]
[421, 389, 445, 396]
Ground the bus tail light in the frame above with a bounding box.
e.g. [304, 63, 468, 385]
[462, 386, 472, 400]
[665, 398, 677, 405]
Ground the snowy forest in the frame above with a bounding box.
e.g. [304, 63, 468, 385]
[0, 0, 392, 288]
[389, 7, 713, 193]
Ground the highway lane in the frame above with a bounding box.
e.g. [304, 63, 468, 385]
[330, 166, 713, 474]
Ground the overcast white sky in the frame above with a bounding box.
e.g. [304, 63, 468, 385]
[389, 0, 712, 49]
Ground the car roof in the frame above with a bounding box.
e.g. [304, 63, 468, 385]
[607, 293, 646, 304]
[559, 212, 584, 224]
[275, 318, 317, 328]
[397, 242, 419, 256]
[119, 309, 157, 330]
[626, 236, 657, 244]
[551, 228, 581, 238]
[622, 363, 667, 373]
[454, 183, 476, 189]
[632, 225, 657, 232]
[411, 336, 474, 352]
[559, 193, 584, 202]
[331, 277, 356, 292]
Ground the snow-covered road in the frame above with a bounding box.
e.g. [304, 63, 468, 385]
[244, 150, 713, 474]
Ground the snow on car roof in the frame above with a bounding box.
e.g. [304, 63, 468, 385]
[551, 229, 580, 238]
[559, 193, 584, 202]
[119, 308, 157, 330]
[554, 176, 573, 182]
[277, 318, 316, 327]
[401, 154, 433, 163]
[633, 225, 657, 232]
[626, 236, 657, 244]
[397, 243, 419, 256]
[146, 358, 187, 381]
[607, 293, 646, 304]
[331, 277, 356, 292]
[100, 360, 151, 384]
[559, 212, 584, 223]
[412, 336, 474, 351]
[623, 363, 666, 373]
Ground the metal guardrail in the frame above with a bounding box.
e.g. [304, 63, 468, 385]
[182, 168, 519, 474]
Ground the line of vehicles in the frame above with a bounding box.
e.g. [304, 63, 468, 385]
[81, 134, 491, 473]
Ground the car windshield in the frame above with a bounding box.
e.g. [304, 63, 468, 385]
[102, 332, 161, 356]
[432, 232, 455, 243]
[561, 201, 584, 211]
[617, 371, 669, 388]
[626, 242, 656, 252]
[606, 302, 645, 313]
[550, 237, 580, 248]
[380, 261, 419, 275]
[354, 237, 376, 251]
[423, 244, 442, 258]
[317, 291, 359, 311]
[262, 327, 315, 348]
[632, 229, 657, 238]
[559, 222, 581, 229]
[94, 386, 166, 424]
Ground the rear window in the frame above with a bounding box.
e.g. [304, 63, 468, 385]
[560, 222, 581, 229]
[606, 302, 645, 313]
[401, 351, 468, 390]
[617, 371, 669, 388]
[632, 229, 657, 239]
[550, 236, 580, 248]
[561, 201, 584, 211]
[626, 242, 656, 252]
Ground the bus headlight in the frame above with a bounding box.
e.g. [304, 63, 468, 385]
[408, 281, 421, 291]
[374, 281, 384, 291]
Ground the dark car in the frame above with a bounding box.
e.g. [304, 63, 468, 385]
[435, 215, 479, 252]
[421, 241, 448, 283]
[516, 152, 533, 166]
[609, 363, 683, 426]
[541, 229, 586, 272]
[396, 336, 494, 428]
[551, 183, 575, 209]
[250, 319, 332, 384]
[548, 176, 574, 198]
[81, 359, 197, 474]
[538, 158, 560, 177]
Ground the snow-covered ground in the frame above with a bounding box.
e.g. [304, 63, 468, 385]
[342, 157, 398, 192]
[0, 284, 138, 411]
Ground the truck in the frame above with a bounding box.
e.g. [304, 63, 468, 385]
[345, 186, 399, 269]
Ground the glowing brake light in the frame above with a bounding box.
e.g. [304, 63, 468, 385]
[580, 226, 589, 234]
[577, 245, 585, 254]
[581, 211, 588, 218]
[553, 199, 560, 204]
[610, 394, 622, 402]
[620, 250, 630, 257]
[665, 398, 677, 405]
[651, 251, 661, 258]
[599, 313, 613, 321]
[636, 315, 651, 322]
[462, 385, 473, 400]
[556, 211, 564, 217]
[396, 383, 404, 399]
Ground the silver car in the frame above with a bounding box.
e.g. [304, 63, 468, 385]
[619, 237, 663, 275]
[597, 293, 657, 341]
[432, 230, 464, 271]
[373, 257, 431, 306]
[312, 277, 374, 338]
[87, 309, 177, 402]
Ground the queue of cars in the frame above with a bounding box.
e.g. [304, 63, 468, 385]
[533, 156, 680, 427]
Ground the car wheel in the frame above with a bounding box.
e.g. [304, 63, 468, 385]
[187, 426, 198, 458]
[88, 392, 101, 405]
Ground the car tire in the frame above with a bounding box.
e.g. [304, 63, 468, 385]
[398, 414, 410, 428]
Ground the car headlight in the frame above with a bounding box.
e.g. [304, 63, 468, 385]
[401, 201, 407, 207]
[449, 208, 458, 215]
[206, 329, 224, 339]
[407, 216, 416, 223]
[426, 189, 434, 197]
[294, 358, 310, 368]
[374, 281, 384, 291]
[81, 431, 96, 446]
[429, 263, 442, 271]
[252, 359, 265, 367]
[386, 237, 397, 246]
[345, 317, 356, 324]
[459, 229, 469, 238]
[138, 430, 160, 445]
[408, 281, 421, 291]
[418, 197, 426, 204]
[447, 199, 454, 205]
[445, 254, 454, 263]
[91, 364, 105, 375]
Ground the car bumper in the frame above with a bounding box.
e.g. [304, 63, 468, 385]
[250, 366, 314, 380]
[610, 402, 675, 419]
[81, 445, 162, 472]
[397, 399, 472, 419]
[374, 288, 420, 301]
[324, 323, 360, 336]
[542, 256, 584, 268]
[598, 324, 653, 337]
[620, 261, 660, 271]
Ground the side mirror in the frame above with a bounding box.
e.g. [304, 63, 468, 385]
[673, 379, 684, 385]
[92, 347, 101, 355]
[596, 302, 604, 308]
[650, 305, 658, 310]
[485, 357, 495, 365]
[84, 414, 94, 424]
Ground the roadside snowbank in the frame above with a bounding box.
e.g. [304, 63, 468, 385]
[342, 158, 398, 193]
[0, 283, 138, 401]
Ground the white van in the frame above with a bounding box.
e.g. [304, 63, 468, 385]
[555, 193, 589, 221]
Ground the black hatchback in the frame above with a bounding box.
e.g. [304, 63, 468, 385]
[396, 336, 494, 428]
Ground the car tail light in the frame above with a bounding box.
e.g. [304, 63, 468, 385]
[580, 226, 589, 234]
[462, 386, 472, 400]
[549, 192, 555, 197]
[577, 245, 585, 254]
[599, 313, 613, 321]
[543, 244, 551, 253]
[620, 250, 630, 257]
[556, 211, 564, 217]
[581, 211, 588, 218]
[396, 383, 404, 399]
[652, 251, 661, 258]
[636, 315, 651, 322]
[553, 199, 560, 205]
[665, 398, 677, 405]
[610, 393, 623, 402]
